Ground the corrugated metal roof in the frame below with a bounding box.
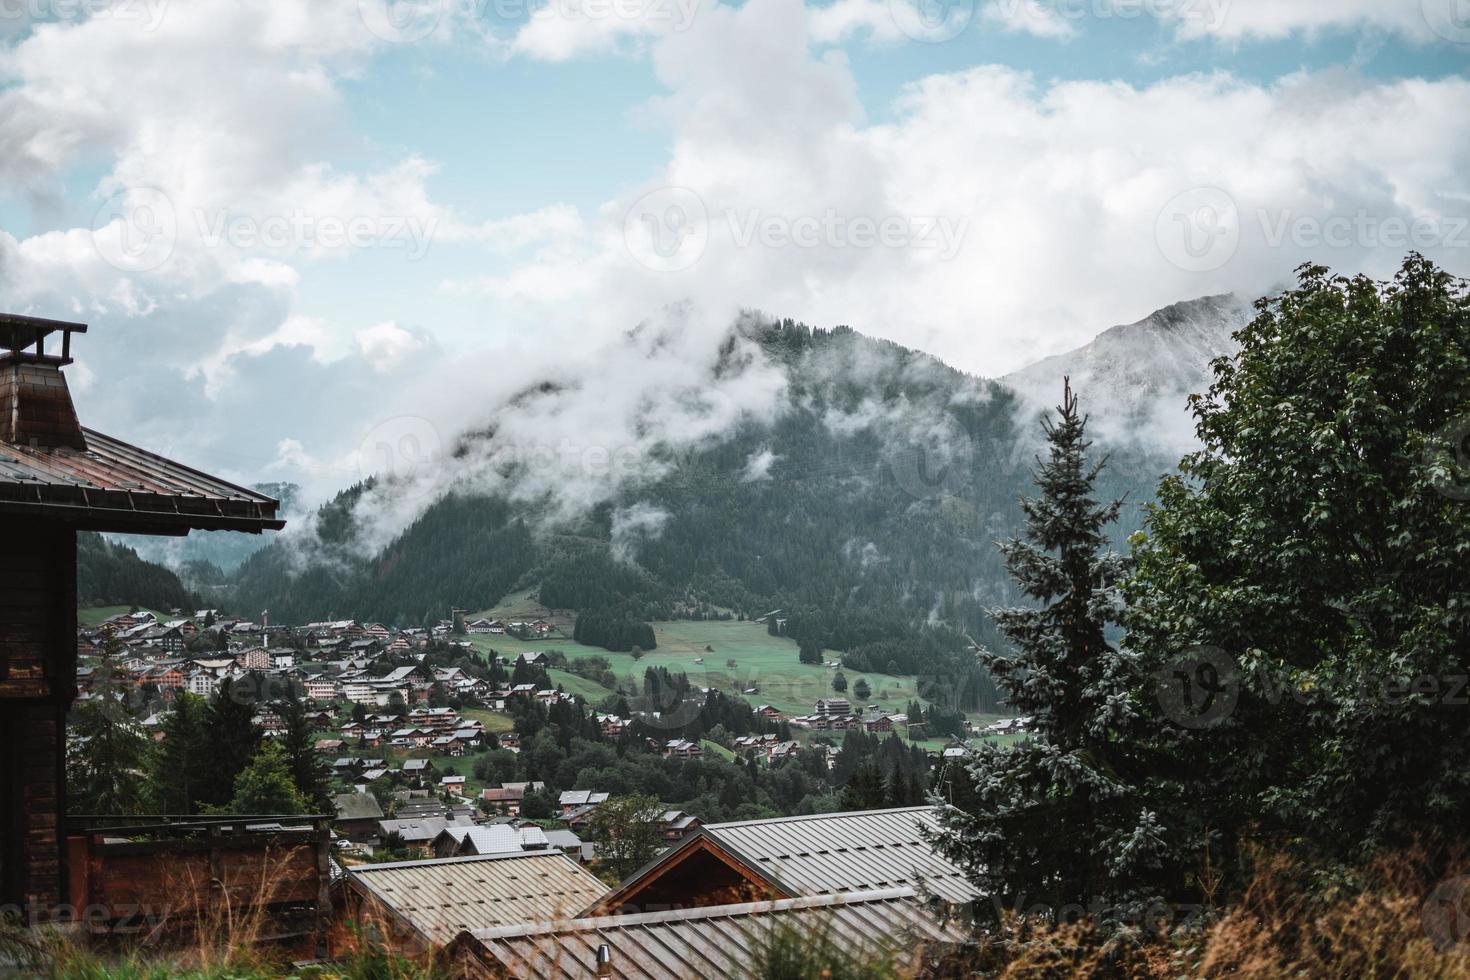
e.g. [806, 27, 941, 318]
[0, 426, 283, 532]
[456, 887, 968, 979]
[347, 851, 609, 943]
[702, 807, 979, 904]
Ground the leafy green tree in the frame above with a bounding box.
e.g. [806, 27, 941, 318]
[930, 381, 1176, 925]
[851, 678, 870, 701]
[590, 794, 667, 880]
[1128, 255, 1470, 869]
[224, 741, 309, 815]
[520, 789, 555, 820]
[68, 644, 149, 815]
[831, 671, 847, 693]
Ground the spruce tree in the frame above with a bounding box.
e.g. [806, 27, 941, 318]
[68, 642, 150, 816]
[199, 676, 263, 808]
[929, 380, 1179, 926]
[276, 687, 333, 814]
[147, 692, 213, 814]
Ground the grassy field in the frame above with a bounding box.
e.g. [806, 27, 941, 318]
[467, 618, 939, 719]
[78, 604, 174, 627]
[460, 708, 516, 733]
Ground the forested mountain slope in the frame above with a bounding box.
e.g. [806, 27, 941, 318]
[207, 298, 1248, 703]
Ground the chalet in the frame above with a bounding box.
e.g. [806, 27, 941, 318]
[401, 758, 435, 779]
[814, 698, 851, 716]
[432, 824, 550, 859]
[755, 704, 783, 720]
[586, 807, 980, 918]
[332, 791, 386, 843]
[340, 851, 608, 953]
[430, 735, 467, 755]
[375, 815, 472, 857]
[390, 727, 433, 748]
[660, 809, 702, 842]
[516, 652, 547, 667]
[558, 790, 610, 815]
[664, 738, 703, 760]
[137, 664, 184, 690]
[446, 888, 965, 977]
[315, 738, 346, 755]
[864, 714, 895, 733]
[598, 714, 630, 736]
[185, 671, 218, 697]
[440, 775, 467, 791]
[306, 676, 340, 701]
[480, 786, 525, 816]
[0, 314, 293, 929]
[235, 647, 271, 671]
[408, 706, 460, 731]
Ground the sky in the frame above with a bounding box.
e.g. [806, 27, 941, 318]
[1, 0, 1468, 508]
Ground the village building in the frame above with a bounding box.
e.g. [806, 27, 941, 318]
[339, 851, 609, 953]
[446, 888, 968, 978]
[586, 807, 979, 916]
[332, 792, 386, 843]
[0, 314, 293, 927]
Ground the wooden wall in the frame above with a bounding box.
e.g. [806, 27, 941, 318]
[0, 521, 76, 916]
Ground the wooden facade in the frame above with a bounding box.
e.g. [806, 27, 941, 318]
[0, 313, 287, 925]
[0, 522, 76, 916]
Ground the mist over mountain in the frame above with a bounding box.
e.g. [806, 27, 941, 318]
[1003, 292, 1253, 455]
[177, 294, 1252, 706]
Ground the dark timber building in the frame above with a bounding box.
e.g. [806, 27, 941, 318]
[0, 313, 285, 918]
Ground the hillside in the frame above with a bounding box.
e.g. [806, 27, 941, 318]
[76, 532, 198, 614]
[208, 299, 1249, 707]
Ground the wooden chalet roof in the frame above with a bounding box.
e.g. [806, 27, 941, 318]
[446, 887, 968, 979]
[588, 806, 979, 915]
[345, 851, 609, 945]
[0, 313, 283, 534]
[0, 427, 284, 534]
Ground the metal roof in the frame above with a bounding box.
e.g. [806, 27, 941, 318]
[0, 426, 284, 533]
[347, 851, 609, 944]
[703, 807, 978, 905]
[453, 887, 968, 979]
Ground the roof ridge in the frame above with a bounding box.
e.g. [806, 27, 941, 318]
[707, 805, 934, 830]
[350, 849, 566, 873]
[467, 886, 920, 940]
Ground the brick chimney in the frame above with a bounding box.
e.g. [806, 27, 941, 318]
[0, 313, 88, 451]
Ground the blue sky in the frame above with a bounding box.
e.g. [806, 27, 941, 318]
[0, 0, 1467, 508]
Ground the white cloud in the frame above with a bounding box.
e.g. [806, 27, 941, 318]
[979, 0, 1076, 39]
[453, 0, 1470, 380]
